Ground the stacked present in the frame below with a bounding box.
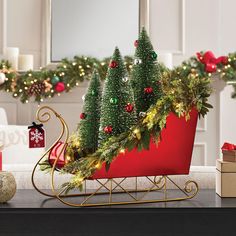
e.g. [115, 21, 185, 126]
[216, 142, 236, 197]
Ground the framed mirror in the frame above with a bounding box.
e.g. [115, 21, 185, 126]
[43, 0, 145, 65]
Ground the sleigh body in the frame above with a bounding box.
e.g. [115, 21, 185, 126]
[32, 106, 199, 207]
[92, 109, 198, 179]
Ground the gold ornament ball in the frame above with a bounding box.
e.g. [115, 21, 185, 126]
[0, 171, 16, 203]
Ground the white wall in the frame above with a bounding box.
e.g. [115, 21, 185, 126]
[0, 0, 236, 166]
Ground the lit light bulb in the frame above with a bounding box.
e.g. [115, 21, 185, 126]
[95, 162, 102, 169]
[119, 148, 125, 154]
[28, 73, 32, 77]
[133, 129, 139, 134]
[25, 100, 29, 103]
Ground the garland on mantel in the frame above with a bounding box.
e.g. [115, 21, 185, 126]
[0, 56, 133, 103]
[1, 51, 236, 104]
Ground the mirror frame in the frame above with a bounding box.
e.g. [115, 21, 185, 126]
[41, 0, 150, 67]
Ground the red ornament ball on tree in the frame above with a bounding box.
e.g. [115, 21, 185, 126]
[144, 87, 153, 94]
[109, 60, 118, 69]
[80, 113, 86, 119]
[125, 103, 134, 113]
[55, 82, 65, 92]
[104, 126, 113, 134]
[205, 63, 217, 73]
[134, 40, 139, 47]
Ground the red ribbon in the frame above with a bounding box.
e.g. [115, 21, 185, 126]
[196, 51, 228, 73]
[221, 142, 236, 151]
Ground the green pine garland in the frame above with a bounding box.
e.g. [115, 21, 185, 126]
[0, 56, 133, 103]
[1, 52, 236, 103]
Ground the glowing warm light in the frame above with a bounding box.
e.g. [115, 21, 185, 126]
[133, 129, 139, 134]
[95, 162, 102, 169]
[119, 148, 125, 154]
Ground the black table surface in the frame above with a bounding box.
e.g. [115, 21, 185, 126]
[1, 190, 236, 236]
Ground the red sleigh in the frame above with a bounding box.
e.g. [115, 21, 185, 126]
[32, 106, 199, 207]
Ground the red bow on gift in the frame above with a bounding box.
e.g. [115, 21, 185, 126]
[196, 51, 228, 73]
[221, 142, 236, 151]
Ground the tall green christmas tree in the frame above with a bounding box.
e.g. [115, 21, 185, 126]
[78, 69, 102, 153]
[131, 27, 162, 116]
[99, 47, 137, 143]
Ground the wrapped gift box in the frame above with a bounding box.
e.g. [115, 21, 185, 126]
[216, 159, 236, 197]
[222, 150, 236, 162]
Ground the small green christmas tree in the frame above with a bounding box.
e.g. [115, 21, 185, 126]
[99, 47, 137, 143]
[131, 27, 162, 116]
[78, 69, 102, 153]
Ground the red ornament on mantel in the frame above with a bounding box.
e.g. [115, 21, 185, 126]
[55, 82, 65, 93]
[134, 40, 139, 47]
[144, 87, 153, 94]
[29, 127, 45, 148]
[196, 51, 229, 73]
[109, 60, 118, 69]
[104, 126, 113, 134]
[125, 103, 134, 113]
[205, 63, 217, 73]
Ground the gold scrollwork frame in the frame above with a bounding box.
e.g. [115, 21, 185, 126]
[31, 106, 199, 207]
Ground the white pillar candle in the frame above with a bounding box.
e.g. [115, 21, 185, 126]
[18, 54, 34, 71]
[4, 47, 19, 70]
[158, 53, 173, 69]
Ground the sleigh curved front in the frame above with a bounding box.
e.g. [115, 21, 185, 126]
[92, 109, 198, 179]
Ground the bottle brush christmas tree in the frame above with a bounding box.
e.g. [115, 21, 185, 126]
[78, 69, 102, 153]
[99, 47, 137, 143]
[131, 27, 162, 116]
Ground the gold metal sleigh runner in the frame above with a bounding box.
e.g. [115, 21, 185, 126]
[31, 106, 199, 207]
